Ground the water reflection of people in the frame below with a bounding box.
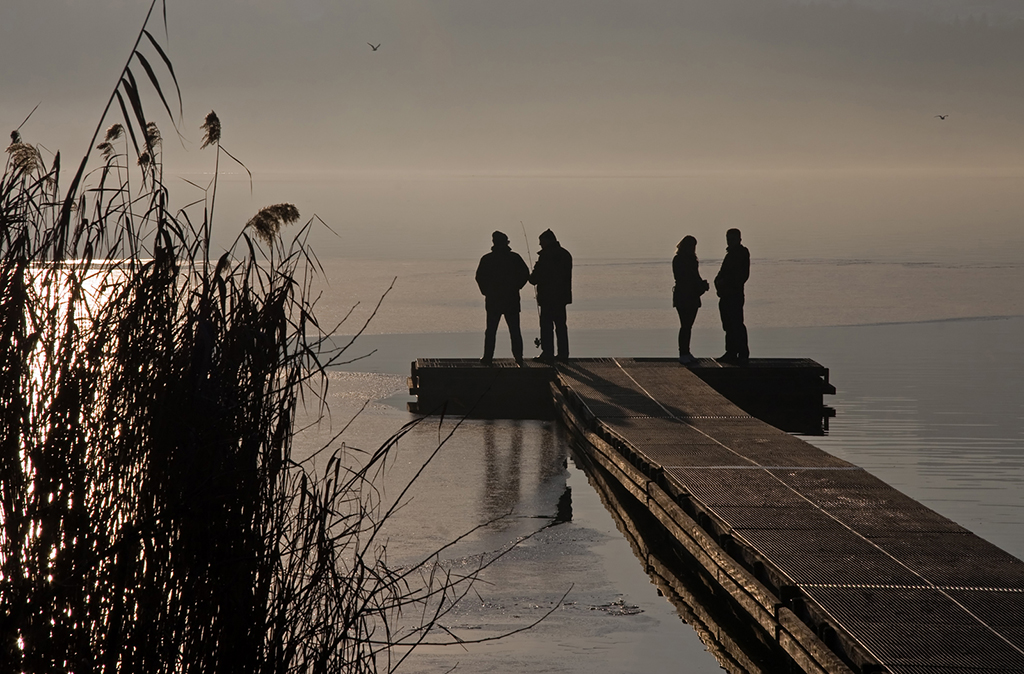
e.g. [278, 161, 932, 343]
[476, 231, 530, 366]
[482, 421, 523, 526]
[529, 229, 573, 363]
[483, 421, 571, 526]
[714, 228, 750, 365]
[553, 486, 573, 523]
[672, 235, 709, 365]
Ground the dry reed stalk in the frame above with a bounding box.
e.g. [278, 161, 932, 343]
[1, 4, 557, 673]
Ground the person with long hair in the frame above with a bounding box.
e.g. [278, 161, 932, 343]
[672, 235, 709, 364]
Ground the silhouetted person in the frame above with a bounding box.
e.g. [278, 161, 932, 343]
[476, 231, 530, 366]
[529, 229, 573, 362]
[672, 235, 709, 365]
[714, 228, 750, 365]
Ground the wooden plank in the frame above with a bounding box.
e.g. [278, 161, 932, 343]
[578, 441, 783, 674]
[554, 386, 783, 622]
[555, 383, 860, 674]
[779, 608, 856, 674]
[553, 359, 1024, 674]
[411, 357, 835, 433]
[413, 357, 1024, 671]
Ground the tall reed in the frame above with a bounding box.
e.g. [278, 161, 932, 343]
[1, 3, 539, 672]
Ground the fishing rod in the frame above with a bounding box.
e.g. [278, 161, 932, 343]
[521, 220, 542, 349]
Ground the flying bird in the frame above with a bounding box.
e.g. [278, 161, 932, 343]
[368, 42, 380, 51]
[935, 114, 949, 120]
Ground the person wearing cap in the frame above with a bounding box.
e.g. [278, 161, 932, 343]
[475, 231, 531, 366]
[528, 229, 573, 363]
[714, 228, 750, 365]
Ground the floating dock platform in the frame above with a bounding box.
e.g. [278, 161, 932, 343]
[409, 357, 836, 434]
[408, 357, 1024, 674]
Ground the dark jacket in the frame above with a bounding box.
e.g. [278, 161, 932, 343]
[476, 244, 530, 312]
[714, 243, 750, 298]
[529, 244, 573, 307]
[672, 254, 709, 309]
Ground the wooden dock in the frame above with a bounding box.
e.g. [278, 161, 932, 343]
[409, 357, 1024, 673]
[409, 357, 835, 434]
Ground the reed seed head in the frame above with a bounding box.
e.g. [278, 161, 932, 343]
[2, 23, 478, 674]
[144, 122, 161, 150]
[103, 123, 124, 142]
[200, 111, 221, 149]
[6, 141, 44, 175]
[245, 203, 300, 244]
[96, 141, 115, 160]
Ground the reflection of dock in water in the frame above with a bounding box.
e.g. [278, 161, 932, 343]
[410, 358, 1024, 673]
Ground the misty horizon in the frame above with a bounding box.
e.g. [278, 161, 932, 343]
[5, 0, 1024, 176]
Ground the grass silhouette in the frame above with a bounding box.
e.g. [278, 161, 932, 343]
[1, 3, 557, 671]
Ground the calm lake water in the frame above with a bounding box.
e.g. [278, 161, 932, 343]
[298, 318, 1022, 673]
[274, 173, 1024, 672]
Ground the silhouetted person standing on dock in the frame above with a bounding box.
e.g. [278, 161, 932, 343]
[714, 228, 750, 365]
[673, 236, 709, 365]
[529, 229, 573, 363]
[476, 231, 530, 366]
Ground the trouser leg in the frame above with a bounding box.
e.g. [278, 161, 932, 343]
[539, 306, 554, 356]
[719, 299, 733, 355]
[730, 296, 748, 358]
[552, 304, 569, 358]
[736, 317, 748, 359]
[719, 295, 747, 358]
[506, 310, 524, 360]
[677, 305, 697, 356]
[483, 308, 501, 360]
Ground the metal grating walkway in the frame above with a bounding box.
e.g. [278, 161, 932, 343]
[555, 358, 1024, 673]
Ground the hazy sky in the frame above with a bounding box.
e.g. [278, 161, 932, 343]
[4, 0, 1024, 176]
